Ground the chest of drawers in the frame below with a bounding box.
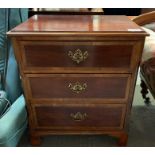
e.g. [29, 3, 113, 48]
[7, 15, 147, 146]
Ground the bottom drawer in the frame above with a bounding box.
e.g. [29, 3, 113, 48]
[33, 104, 126, 130]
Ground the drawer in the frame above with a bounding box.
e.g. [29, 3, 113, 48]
[25, 74, 130, 101]
[33, 104, 126, 129]
[19, 41, 139, 73]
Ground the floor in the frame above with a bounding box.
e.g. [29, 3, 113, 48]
[18, 83, 155, 147]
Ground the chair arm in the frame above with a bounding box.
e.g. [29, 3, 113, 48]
[132, 11, 155, 26]
[0, 95, 27, 140]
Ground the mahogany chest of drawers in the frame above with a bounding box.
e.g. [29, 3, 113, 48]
[7, 15, 147, 146]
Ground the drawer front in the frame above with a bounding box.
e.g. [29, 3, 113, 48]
[33, 104, 125, 129]
[20, 41, 137, 72]
[26, 74, 130, 101]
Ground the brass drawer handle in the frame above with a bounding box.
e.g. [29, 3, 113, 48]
[68, 82, 87, 94]
[70, 112, 88, 121]
[68, 49, 88, 64]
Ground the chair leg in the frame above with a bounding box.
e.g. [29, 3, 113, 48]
[140, 79, 150, 104]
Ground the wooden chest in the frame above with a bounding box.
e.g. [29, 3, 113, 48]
[7, 15, 147, 146]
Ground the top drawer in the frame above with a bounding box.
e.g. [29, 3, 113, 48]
[18, 41, 141, 73]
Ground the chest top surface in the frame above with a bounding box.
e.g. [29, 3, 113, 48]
[8, 15, 148, 36]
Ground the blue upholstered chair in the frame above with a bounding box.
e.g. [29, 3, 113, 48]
[0, 8, 28, 147]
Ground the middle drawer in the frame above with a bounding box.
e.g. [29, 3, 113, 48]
[25, 74, 130, 102]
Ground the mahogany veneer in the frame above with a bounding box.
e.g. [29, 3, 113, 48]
[35, 104, 125, 129]
[27, 74, 129, 100]
[7, 15, 147, 146]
